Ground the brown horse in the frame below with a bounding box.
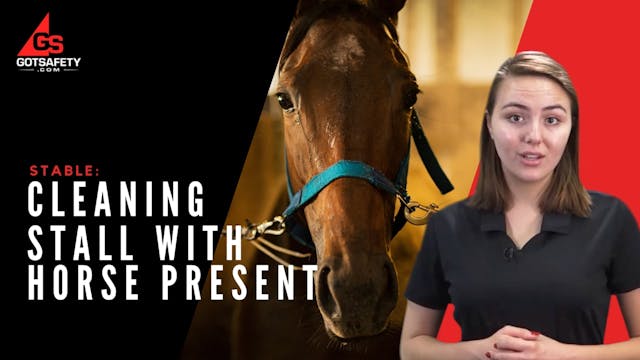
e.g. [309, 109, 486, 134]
[277, 0, 416, 341]
[182, 0, 451, 358]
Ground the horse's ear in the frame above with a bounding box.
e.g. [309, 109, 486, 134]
[295, 0, 320, 17]
[368, 0, 406, 24]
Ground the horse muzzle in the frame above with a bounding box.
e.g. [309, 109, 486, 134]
[315, 252, 398, 339]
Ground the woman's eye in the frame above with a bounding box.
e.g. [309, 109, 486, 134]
[546, 117, 559, 125]
[275, 92, 295, 113]
[508, 114, 523, 123]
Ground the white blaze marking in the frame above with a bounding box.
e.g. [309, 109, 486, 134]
[331, 34, 364, 72]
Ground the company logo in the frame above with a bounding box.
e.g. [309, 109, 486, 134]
[16, 13, 81, 72]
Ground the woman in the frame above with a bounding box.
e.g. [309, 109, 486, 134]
[400, 51, 640, 359]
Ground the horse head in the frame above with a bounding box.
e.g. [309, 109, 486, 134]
[275, 0, 418, 340]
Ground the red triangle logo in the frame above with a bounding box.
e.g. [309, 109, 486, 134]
[18, 13, 51, 57]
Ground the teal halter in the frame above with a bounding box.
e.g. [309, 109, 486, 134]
[284, 110, 453, 249]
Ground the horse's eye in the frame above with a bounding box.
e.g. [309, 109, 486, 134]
[276, 92, 295, 113]
[404, 89, 418, 109]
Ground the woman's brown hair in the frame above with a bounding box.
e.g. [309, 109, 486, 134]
[468, 51, 591, 216]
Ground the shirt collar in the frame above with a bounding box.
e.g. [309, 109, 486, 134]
[480, 211, 504, 232]
[541, 212, 572, 234]
[480, 210, 571, 234]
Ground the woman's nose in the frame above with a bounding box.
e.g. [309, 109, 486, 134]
[523, 120, 542, 145]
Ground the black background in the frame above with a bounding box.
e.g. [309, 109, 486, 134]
[6, 0, 297, 359]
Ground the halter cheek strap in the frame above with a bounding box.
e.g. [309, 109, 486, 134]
[409, 110, 454, 194]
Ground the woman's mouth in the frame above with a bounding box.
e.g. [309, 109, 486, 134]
[520, 152, 544, 165]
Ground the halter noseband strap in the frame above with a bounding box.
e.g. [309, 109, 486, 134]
[283, 109, 453, 250]
[284, 160, 405, 217]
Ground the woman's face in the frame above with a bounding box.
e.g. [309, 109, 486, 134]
[487, 75, 572, 189]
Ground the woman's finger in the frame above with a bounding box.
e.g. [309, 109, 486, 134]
[494, 335, 536, 352]
[498, 325, 540, 340]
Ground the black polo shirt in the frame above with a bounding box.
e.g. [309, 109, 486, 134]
[405, 191, 640, 345]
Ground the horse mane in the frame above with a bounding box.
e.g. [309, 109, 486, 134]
[278, 0, 410, 73]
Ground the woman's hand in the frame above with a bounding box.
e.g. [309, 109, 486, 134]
[484, 325, 574, 360]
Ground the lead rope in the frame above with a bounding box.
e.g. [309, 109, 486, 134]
[223, 216, 312, 271]
[231, 196, 439, 271]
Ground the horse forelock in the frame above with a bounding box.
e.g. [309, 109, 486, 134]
[329, 33, 365, 73]
[279, 0, 407, 74]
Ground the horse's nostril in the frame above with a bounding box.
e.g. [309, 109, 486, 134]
[320, 266, 330, 277]
[384, 259, 398, 294]
[317, 265, 338, 318]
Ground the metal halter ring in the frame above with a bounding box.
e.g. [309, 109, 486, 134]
[403, 201, 439, 225]
[242, 216, 286, 240]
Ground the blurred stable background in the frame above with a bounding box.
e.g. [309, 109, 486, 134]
[184, 0, 532, 357]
